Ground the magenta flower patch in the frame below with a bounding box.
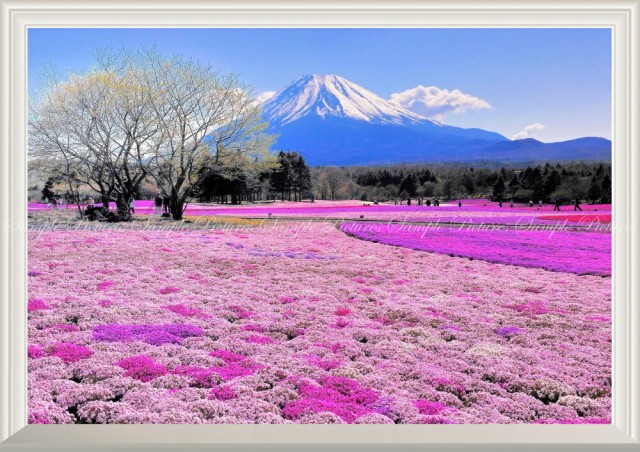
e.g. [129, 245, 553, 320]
[162, 304, 210, 319]
[241, 324, 267, 333]
[159, 286, 180, 295]
[28, 298, 50, 312]
[97, 281, 114, 291]
[209, 350, 246, 362]
[209, 386, 236, 401]
[414, 399, 451, 415]
[50, 343, 93, 363]
[28, 345, 46, 359]
[116, 355, 168, 382]
[209, 349, 261, 380]
[172, 365, 219, 388]
[283, 376, 379, 423]
[305, 355, 342, 371]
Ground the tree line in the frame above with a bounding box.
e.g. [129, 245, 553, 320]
[309, 162, 612, 203]
[194, 150, 312, 204]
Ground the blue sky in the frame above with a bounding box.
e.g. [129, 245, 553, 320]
[28, 28, 611, 142]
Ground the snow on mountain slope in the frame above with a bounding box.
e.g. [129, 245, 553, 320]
[262, 74, 437, 126]
[256, 74, 609, 165]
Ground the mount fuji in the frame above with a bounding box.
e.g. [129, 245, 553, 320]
[260, 74, 611, 166]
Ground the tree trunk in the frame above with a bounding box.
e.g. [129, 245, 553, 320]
[171, 196, 184, 221]
[100, 193, 111, 213]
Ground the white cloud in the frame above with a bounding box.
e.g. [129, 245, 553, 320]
[389, 85, 491, 122]
[512, 123, 545, 140]
[254, 90, 276, 105]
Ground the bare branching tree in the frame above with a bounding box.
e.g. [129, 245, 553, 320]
[138, 49, 274, 219]
[29, 46, 276, 221]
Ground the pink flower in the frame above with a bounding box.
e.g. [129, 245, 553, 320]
[97, 281, 114, 291]
[28, 345, 45, 359]
[414, 399, 451, 415]
[116, 355, 167, 382]
[209, 386, 236, 401]
[246, 334, 275, 345]
[28, 298, 50, 312]
[162, 304, 209, 319]
[159, 286, 180, 295]
[50, 343, 93, 363]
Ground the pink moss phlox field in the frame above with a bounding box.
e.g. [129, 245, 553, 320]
[340, 223, 611, 276]
[28, 221, 611, 424]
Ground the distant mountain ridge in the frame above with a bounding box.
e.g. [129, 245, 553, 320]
[260, 74, 611, 166]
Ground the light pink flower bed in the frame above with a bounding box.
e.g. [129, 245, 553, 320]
[28, 222, 611, 424]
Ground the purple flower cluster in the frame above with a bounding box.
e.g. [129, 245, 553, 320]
[92, 324, 204, 345]
[340, 223, 611, 276]
[496, 326, 522, 339]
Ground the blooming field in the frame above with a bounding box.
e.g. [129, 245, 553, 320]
[28, 216, 611, 424]
[340, 223, 611, 276]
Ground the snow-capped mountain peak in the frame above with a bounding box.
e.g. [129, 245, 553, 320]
[262, 74, 434, 126]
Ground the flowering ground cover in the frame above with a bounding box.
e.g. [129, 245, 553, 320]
[28, 215, 611, 424]
[340, 223, 611, 276]
[28, 199, 611, 216]
[537, 214, 612, 224]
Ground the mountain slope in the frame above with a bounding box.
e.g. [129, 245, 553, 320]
[260, 74, 610, 165]
[263, 74, 429, 126]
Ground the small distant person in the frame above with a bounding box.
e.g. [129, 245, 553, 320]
[394, 199, 398, 206]
[458, 200, 462, 208]
[574, 195, 583, 211]
[129, 197, 135, 214]
[85, 197, 97, 221]
[418, 197, 423, 206]
[407, 197, 412, 206]
[51, 197, 58, 209]
[310, 193, 315, 203]
[498, 200, 503, 208]
[510, 199, 514, 208]
[553, 198, 561, 211]
[426, 198, 431, 207]
[538, 200, 543, 208]
[162, 195, 170, 213]
[529, 200, 534, 207]
[154, 194, 163, 215]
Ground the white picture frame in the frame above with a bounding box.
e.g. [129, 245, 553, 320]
[0, 0, 638, 450]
